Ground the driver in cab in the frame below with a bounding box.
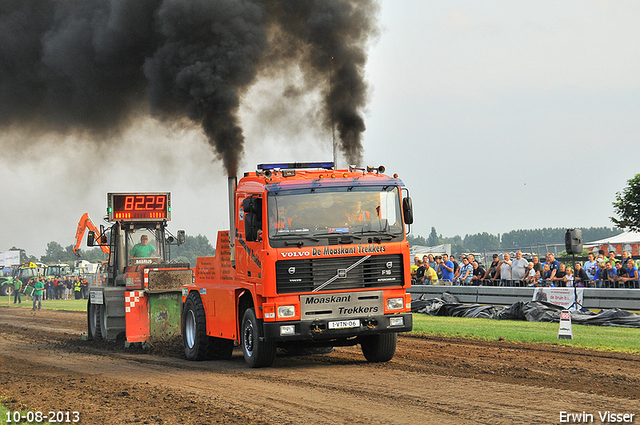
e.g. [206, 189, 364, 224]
[345, 201, 370, 224]
[271, 205, 293, 231]
[130, 235, 156, 258]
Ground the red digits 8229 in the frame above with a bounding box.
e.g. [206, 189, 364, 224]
[124, 196, 135, 210]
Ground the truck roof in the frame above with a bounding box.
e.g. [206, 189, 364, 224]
[240, 167, 405, 192]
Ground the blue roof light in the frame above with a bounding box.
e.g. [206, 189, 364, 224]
[257, 162, 334, 171]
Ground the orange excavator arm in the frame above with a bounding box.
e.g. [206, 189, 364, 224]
[73, 213, 110, 257]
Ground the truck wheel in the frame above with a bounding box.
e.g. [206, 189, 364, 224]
[360, 332, 397, 363]
[98, 304, 107, 340]
[87, 300, 96, 340]
[183, 292, 234, 361]
[241, 308, 276, 368]
[183, 292, 211, 360]
[88, 301, 104, 341]
[3, 285, 13, 297]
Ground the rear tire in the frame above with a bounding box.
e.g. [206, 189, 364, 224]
[98, 304, 107, 340]
[182, 292, 234, 361]
[87, 300, 96, 340]
[361, 332, 397, 363]
[183, 292, 211, 360]
[87, 304, 107, 341]
[241, 308, 276, 368]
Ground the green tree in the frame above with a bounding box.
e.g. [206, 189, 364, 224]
[40, 242, 78, 264]
[79, 247, 109, 263]
[41, 241, 65, 263]
[612, 174, 640, 231]
[407, 234, 427, 247]
[171, 234, 216, 266]
[463, 232, 500, 252]
[426, 227, 440, 247]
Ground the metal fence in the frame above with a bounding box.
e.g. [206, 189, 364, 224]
[431, 279, 639, 289]
[408, 285, 640, 311]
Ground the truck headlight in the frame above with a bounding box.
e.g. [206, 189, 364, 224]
[278, 305, 296, 318]
[389, 316, 404, 327]
[280, 325, 296, 336]
[386, 297, 403, 310]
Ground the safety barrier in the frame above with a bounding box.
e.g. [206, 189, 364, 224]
[408, 285, 640, 311]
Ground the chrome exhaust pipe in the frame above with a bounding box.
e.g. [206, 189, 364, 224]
[228, 177, 237, 268]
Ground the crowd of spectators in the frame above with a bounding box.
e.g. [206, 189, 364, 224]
[410, 249, 639, 289]
[16, 275, 89, 301]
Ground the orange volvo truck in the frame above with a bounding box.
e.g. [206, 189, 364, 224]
[182, 162, 414, 367]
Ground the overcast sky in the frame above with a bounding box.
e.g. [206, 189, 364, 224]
[2, 1, 640, 257]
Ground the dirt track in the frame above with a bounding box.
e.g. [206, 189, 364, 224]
[0, 307, 639, 424]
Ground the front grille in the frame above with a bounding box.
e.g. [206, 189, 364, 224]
[276, 254, 404, 294]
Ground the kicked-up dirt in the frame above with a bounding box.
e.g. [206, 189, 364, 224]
[0, 306, 638, 424]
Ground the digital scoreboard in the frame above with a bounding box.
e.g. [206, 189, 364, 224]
[107, 193, 171, 221]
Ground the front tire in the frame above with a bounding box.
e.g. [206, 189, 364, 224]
[361, 332, 397, 363]
[241, 308, 276, 368]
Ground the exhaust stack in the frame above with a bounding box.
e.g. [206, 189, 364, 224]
[228, 177, 237, 268]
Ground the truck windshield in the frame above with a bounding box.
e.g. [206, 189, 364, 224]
[126, 228, 164, 264]
[267, 186, 404, 240]
[46, 265, 69, 277]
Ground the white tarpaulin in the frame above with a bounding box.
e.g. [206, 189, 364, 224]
[585, 231, 640, 248]
[410, 244, 451, 258]
[0, 251, 20, 267]
[584, 231, 640, 256]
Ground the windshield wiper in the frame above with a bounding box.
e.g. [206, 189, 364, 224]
[272, 234, 320, 242]
[311, 231, 363, 240]
[353, 231, 399, 241]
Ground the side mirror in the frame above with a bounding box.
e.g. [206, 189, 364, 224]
[177, 230, 186, 245]
[87, 231, 95, 246]
[242, 197, 255, 213]
[99, 225, 108, 244]
[245, 213, 261, 242]
[242, 196, 262, 219]
[402, 197, 414, 225]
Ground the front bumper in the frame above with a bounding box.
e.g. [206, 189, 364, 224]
[262, 313, 413, 342]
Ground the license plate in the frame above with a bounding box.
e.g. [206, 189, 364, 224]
[328, 319, 360, 330]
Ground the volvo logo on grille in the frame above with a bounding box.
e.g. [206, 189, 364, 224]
[386, 261, 393, 269]
[288, 267, 296, 275]
[337, 269, 347, 278]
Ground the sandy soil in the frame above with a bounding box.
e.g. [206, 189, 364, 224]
[0, 306, 638, 424]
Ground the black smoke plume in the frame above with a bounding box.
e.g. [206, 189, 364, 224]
[0, 0, 378, 176]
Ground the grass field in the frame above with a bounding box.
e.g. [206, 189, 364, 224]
[411, 313, 640, 354]
[0, 394, 40, 425]
[1, 294, 638, 354]
[0, 296, 86, 312]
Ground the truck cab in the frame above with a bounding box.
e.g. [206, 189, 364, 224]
[183, 162, 414, 367]
[45, 264, 71, 279]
